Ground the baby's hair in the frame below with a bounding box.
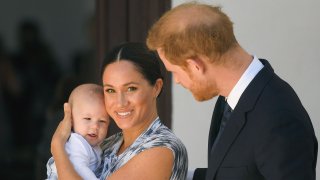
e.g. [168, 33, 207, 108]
[90, 84, 103, 95]
[68, 83, 104, 107]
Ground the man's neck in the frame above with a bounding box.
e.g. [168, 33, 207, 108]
[213, 46, 253, 97]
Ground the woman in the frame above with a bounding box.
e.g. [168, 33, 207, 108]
[51, 42, 188, 180]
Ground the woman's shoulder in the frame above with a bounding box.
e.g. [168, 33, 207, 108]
[141, 123, 187, 153]
[141, 122, 188, 180]
[151, 124, 179, 140]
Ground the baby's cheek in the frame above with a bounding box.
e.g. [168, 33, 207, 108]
[101, 126, 108, 136]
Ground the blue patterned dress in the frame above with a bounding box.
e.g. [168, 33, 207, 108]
[96, 117, 188, 180]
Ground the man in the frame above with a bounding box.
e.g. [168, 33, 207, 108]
[147, 2, 317, 180]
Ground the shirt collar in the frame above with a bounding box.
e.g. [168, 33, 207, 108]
[226, 55, 264, 110]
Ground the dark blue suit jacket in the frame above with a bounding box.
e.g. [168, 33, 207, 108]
[194, 59, 317, 180]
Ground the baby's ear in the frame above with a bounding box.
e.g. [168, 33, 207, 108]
[71, 119, 75, 132]
[70, 117, 74, 133]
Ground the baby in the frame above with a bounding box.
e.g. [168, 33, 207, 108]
[46, 83, 109, 180]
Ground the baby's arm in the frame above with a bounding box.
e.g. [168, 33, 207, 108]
[66, 133, 100, 180]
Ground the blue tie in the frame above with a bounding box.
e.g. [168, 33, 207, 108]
[211, 101, 232, 152]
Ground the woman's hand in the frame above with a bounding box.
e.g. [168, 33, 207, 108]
[50, 103, 82, 180]
[51, 103, 72, 155]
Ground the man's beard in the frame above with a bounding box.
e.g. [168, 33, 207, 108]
[190, 80, 218, 102]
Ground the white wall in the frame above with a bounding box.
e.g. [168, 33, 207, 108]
[172, 0, 320, 175]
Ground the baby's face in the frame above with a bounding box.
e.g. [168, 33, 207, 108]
[72, 98, 109, 147]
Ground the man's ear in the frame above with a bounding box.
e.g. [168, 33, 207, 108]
[156, 48, 165, 60]
[186, 58, 206, 74]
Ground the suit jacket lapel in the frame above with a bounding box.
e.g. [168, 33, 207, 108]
[206, 59, 275, 180]
[208, 96, 225, 160]
[206, 109, 246, 179]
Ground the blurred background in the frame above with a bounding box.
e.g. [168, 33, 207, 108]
[0, 0, 97, 179]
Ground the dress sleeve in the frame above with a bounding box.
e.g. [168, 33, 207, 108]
[139, 129, 188, 180]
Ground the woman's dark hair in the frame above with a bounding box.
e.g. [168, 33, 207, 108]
[101, 42, 163, 86]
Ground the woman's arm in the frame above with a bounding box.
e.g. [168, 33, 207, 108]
[107, 147, 174, 180]
[50, 103, 82, 180]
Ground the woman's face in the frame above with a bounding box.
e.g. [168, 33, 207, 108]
[102, 60, 162, 132]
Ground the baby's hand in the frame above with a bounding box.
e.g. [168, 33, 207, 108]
[51, 103, 72, 153]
